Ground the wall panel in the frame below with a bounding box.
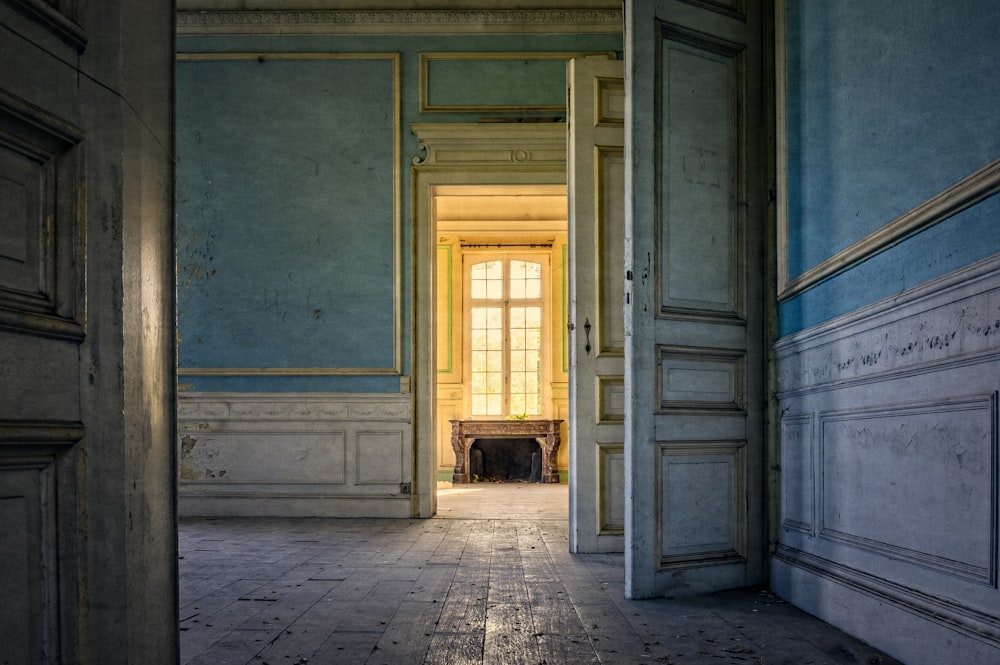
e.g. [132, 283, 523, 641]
[175, 53, 400, 377]
[773, 256, 1000, 664]
[178, 393, 412, 517]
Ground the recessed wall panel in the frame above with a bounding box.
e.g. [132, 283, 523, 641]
[175, 54, 399, 374]
[179, 431, 346, 484]
[820, 397, 996, 583]
[356, 431, 403, 485]
[780, 415, 814, 533]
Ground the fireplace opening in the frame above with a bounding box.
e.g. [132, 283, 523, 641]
[469, 438, 542, 482]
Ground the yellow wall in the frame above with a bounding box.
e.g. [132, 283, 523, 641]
[436, 235, 568, 481]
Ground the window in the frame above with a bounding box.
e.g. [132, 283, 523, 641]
[466, 255, 546, 417]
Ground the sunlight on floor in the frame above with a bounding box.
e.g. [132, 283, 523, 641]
[436, 482, 568, 519]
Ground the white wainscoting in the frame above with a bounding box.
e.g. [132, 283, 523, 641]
[772, 255, 1000, 665]
[178, 393, 413, 517]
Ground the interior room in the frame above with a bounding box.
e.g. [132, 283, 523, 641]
[1, 1, 998, 664]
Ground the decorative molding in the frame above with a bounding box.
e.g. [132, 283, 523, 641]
[657, 440, 747, 568]
[0, 419, 85, 443]
[177, 393, 413, 516]
[776, 0, 1000, 300]
[775, 545, 1000, 649]
[7, 0, 86, 51]
[597, 375, 625, 423]
[419, 52, 613, 115]
[177, 9, 623, 36]
[677, 0, 746, 22]
[775, 253, 1000, 398]
[177, 366, 402, 376]
[817, 394, 997, 587]
[177, 392, 412, 422]
[0, 89, 86, 341]
[779, 157, 1000, 300]
[597, 442, 625, 534]
[174, 52, 402, 377]
[655, 23, 747, 325]
[0, 417, 82, 663]
[437, 244, 454, 374]
[778, 413, 814, 535]
[412, 122, 566, 167]
[656, 345, 746, 414]
[596, 145, 626, 356]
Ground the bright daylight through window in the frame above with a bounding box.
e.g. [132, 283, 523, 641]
[469, 258, 543, 417]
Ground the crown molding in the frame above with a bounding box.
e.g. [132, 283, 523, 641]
[177, 9, 623, 36]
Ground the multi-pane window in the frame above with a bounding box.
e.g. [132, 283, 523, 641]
[467, 257, 544, 417]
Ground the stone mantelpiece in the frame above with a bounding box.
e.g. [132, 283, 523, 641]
[450, 419, 562, 483]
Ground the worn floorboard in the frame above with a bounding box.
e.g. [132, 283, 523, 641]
[180, 485, 901, 665]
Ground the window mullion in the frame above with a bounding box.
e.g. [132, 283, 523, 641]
[502, 255, 511, 416]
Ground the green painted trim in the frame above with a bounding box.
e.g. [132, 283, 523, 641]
[558, 471, 568, 484]
[437, 244, 453, 374]
[437, 470, 453, 482]
[561, 244, 568, 373]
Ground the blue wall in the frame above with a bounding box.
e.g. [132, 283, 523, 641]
[780, 1, 1000, 336]
[177, 56, 397, 373]
[176, 32, 622, 392]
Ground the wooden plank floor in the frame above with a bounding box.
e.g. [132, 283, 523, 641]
[179, 486, 900, 665]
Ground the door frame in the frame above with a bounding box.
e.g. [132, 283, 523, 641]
[411, 122, 567, 517]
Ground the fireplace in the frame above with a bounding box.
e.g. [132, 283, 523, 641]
[450, 419, 562, 483]
[470, 438, 541, 482]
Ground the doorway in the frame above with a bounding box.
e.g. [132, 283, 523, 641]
[431, 184, 569, 519]
[411, 122, 569, 519]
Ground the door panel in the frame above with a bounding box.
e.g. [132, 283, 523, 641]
[0, 6, 87, 661]
[1, 1, 177, 662]
[568, 56, 626, 553]
[625, 0, 765, 598]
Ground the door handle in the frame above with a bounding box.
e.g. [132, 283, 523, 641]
[584, 318, 592, 355]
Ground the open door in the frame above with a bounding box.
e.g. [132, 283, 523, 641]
[568, 56, 626, 553]
[0, 0, 176, 661]
[624, 0, 767, 597]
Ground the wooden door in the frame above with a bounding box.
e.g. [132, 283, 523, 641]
[568, 56, 626, 553]
[0, 1, 176, 662]
[624, 0, 767, 598]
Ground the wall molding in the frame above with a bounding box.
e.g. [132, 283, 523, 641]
[779, 157, 1000, 300]
[174, 52, 402, 377]
[775, 253, 1000, 398]
[412, 122, 566, 167]
[6, 0, 86, 51]
[774, 253, 1000, 659]
[0, 89, 86, 341]
[412, 122, 567, 517]
[775, 545, 1000, 649]
[816, 394, 998, 587]
[775, 0, 1000, 300]
[177, 393, 413, 517]
[419, 51, 613, 114]
[177, 9, 623, 36]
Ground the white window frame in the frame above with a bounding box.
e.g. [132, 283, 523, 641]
[462, 249, 551, 419]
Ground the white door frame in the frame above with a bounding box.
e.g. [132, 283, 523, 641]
[411, 123, 567, 517]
